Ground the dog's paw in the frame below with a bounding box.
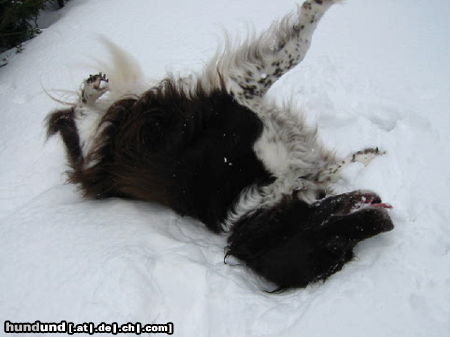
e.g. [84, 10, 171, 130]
[350, 147, 386, 166]
[81, 72, 109, 104]
[302, 0, 342, 9]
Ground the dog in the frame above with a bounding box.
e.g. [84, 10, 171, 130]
[46, 0, 393, 290]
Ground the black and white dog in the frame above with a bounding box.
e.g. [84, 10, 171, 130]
[47, 0, 393, 290]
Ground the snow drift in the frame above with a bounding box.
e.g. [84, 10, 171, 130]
[0, 0, 449, 336]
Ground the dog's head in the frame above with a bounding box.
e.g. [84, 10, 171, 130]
[227, 190, 393, 290]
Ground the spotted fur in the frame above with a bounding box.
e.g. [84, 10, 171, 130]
[46, 0, 393, 290]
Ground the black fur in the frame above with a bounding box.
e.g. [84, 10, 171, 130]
[50, 81, 273, 232]
[46, 0, 395, 289]
[46, 107, 82, 167]
[47, 80, 394, 290]
[228, 192, 393, 289]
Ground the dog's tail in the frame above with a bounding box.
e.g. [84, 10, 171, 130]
[94, 37, 148, 102]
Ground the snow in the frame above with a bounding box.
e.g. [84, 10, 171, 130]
[1, 0, 449, 336]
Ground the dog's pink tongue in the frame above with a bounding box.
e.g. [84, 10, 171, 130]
[371, 203, 393, 209]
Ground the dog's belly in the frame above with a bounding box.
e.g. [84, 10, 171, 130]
[176, 146, 273, 231]
[105, 89, 273, 232]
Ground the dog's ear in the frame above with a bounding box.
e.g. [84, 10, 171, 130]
[227, 198, 351, 289]
[227, 192, 394, 289]
[226, 198, 311, 261]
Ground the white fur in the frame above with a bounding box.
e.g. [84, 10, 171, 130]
[94, 38, 149, 103]
[73, 39, 152, 167]
[69, 0, 380, 231]
[73, 106, 103, 159]
[219, 1, 341, 230]
[200, 0, 339, 109]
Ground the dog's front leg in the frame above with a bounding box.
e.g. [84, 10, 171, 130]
[316, 147, 386, 184]
[209, 0, 341, 106]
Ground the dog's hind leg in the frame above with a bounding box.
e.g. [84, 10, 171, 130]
[46, 107, 83, 168]
[206, 0, 340, 106]
[74, 73, 111, 160]
[46, 73, 110, 167]
[80, 73, 109, 105]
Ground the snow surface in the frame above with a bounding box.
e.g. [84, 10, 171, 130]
[1, 0, 449, 336]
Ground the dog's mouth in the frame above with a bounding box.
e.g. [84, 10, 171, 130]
[310, 190, 394, 241]
[312, 190, 393, 220]
[346, 192, 392, 215]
